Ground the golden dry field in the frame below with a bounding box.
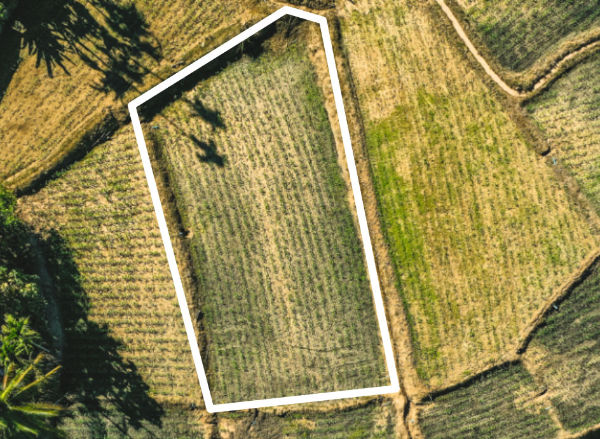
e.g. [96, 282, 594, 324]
[141, 26, 389, 404]
[338, 0, 600, 387]
[0, 0, 260, 191]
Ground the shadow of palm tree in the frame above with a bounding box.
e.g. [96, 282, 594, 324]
[189, 136, 226, 167]
[38, 231, 164, 437]
[3, 0, 160, 98]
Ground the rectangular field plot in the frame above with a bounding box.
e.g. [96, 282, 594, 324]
[138, 22, 390, 404]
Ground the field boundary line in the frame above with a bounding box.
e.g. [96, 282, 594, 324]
[129, 6, 400, 413]
[434, 0, 600, 100]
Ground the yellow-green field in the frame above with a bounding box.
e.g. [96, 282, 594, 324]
[525, 52, 600, 214]
[338, 0, 599, 386]
[142, 28, 389, 404]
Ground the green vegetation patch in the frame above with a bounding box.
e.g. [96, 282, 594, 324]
[459, 0, 600, 71]
[144, 40, 389, 403]
[526, 52, 600, 214]
[418, 364, 558, 439]
[527, 260, 600, 432]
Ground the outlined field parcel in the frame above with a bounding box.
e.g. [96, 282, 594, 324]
[128, 7, 399, 413]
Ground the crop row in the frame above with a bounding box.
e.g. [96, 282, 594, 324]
[526, 52, 600, 214]
[418, 364, 558, 439]
[525, 260, 600, 432]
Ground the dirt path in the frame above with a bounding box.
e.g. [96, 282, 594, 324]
[434, 0, 600, 99]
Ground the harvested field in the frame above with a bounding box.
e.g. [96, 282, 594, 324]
[338, 0, 600, 386]
[217, 399, 396, 438]
[524, 260, 600, 432]
[17, 127, 205, 434]
[141, 28, 389, 404]
[525, 52, 600, 214]
[0, 0, 258, 191]
[417, 364, 558, 439]
[454, 0, 600, 72]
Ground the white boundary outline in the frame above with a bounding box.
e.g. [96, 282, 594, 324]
[128, 6, 400, 413]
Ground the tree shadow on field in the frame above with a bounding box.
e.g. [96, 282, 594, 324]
[138, 19, 294, 170]
[190, 136, 226, 167]
[187, 96, 225, 131]
[0, 0, 160, 100]
[0, 28, 22, 104]
[38, 230, 165, 437]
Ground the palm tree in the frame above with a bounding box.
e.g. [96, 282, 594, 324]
[0, 354, 64, 438]
[0, 315, 42, 370]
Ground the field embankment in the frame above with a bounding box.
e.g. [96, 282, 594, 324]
[141, 21, 389, 404]
[337, 0, 600, 389]
[215, 398, 397, 438]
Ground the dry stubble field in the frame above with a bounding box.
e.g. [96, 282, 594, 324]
[338, 0, 600, 386]
[142, 24, 390, 404]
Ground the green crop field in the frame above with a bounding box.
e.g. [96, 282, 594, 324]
[17, 128, 208, 436]
[454, 0, 600, 72]
[524, 260, 600, 432]
[217, 399, 397, 438]
[141, 26, 389, 404]
[525, 52, 600, 214]
[338, 0, 600, 386]
[417, 364, 558, 439]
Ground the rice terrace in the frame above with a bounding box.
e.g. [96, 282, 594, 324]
[1, 0, 600, 438]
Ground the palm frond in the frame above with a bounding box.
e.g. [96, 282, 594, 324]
[14, 365, 61, 399]
[10, 402, 63, 417]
